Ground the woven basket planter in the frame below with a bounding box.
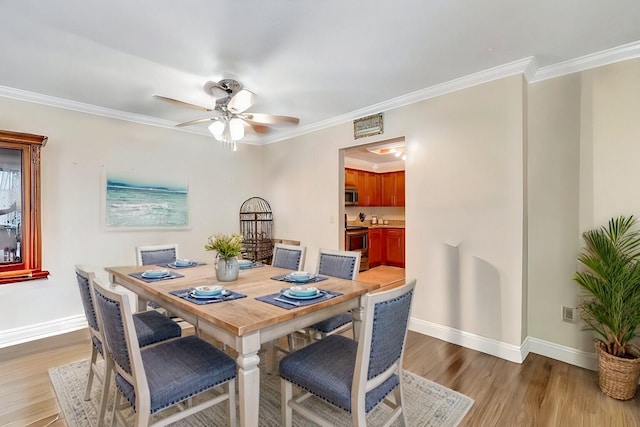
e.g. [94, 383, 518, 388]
[597, 342, 640, 400]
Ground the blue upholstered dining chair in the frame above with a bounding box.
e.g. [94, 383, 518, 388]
[75, 265, 182, 427]
[280, 279, 416, 426]
[307, 248, 361, 340]
[267, 243, 308, 373]
[136, 243, 179, 266]
[136, 243, 180, 316]
[271, 243, 306, 271]
[91, 276, 238, 427]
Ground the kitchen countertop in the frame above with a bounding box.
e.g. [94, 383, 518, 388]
[346, 223, 405, 229]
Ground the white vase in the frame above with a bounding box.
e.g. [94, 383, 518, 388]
[215, 256, 239, 282]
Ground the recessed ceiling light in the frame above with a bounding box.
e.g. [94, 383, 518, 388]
[366, 142, 405, 155]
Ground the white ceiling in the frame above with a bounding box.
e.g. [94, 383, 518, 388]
[1, 1, 640, 145]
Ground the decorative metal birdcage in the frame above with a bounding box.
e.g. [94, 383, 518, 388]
[239, 197, 273, 263]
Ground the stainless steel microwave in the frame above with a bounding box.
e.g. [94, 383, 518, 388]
[345, 187, 359, 206]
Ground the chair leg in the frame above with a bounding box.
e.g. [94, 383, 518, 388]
[110, 391, 120, 427]
[281, 379, 293, 427]
[96, 356, 113, 427]
[227, 379, 237, 427]
[84, 346, 99, 401]
[266, 341, 277, 374]
[394, 385, 406, 427]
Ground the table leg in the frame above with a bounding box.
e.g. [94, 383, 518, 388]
[236, 333, 261, 427]
[352, 303, 364, 341]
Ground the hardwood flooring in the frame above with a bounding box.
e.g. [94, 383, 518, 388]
[2, 328, 640, 426]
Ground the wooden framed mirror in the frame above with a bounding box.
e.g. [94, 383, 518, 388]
[0, 130, 48, 284]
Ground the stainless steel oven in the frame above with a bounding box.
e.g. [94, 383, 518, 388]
[345, 226, 369, 271]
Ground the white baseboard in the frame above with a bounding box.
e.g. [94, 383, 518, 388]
[409, 318, 526, 363]
[409, 317, 598, 370]
[526, 336, 598, 371]
[0, 315, 87, 349]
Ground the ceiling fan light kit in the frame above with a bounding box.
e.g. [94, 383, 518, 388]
[155, 78, 299, 151]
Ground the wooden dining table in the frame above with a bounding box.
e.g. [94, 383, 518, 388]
[105, 263, 380, 427]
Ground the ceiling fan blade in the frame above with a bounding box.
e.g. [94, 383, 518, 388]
[241, 113, 300, 126]
[153, 95, 212, 112]
[244, 121, 270, 134]
[227, 89, 256, 114]
[175, 116, 220, 127]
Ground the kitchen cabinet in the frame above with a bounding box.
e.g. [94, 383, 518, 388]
[349, 169, 379, 207]
[368, 227, 405, 268]
[368, 228, 382, 268]
[345, 168, 357, 187]
[383, 228, 405, 267]
[381, 171, 405, 207]
[363, 172, 380, 206]
[345, 168, 404, 207]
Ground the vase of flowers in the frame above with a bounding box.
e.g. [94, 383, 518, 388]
[205, 233, 244, 282]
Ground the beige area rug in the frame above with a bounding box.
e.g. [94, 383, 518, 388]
[50, 358, 473, 426]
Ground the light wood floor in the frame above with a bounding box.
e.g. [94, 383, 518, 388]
[2, 328, 640, 426]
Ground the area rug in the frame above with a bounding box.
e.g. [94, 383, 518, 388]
[49, 358, 473, 426]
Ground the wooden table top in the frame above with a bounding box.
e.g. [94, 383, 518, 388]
[106, 264, 380, 337]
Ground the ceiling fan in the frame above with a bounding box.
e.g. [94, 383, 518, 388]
[153, 79, 300, 150]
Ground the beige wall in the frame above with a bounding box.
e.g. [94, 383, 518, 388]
[527, 74, 584, 349]
[0, 97, 264, 333]
[263, 75, 527, 346]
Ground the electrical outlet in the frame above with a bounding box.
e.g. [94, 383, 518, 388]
[562, 305, 578, 323]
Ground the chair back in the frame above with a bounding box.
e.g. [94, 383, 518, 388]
[316, 248, 361, 280]
[92, 277, 149, 401]
[75, 265, 109, 360]
[272, 243, 306, 271]
[136, 243, 179, 266]
[352, 280, 416, 413]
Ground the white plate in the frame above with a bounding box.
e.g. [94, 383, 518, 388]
[189, 290, 229, 299]
[285, 274, 315, 283]
[141, 269, 170, 278]
[194, 285, 224, 296]
[238, 259, 253, 266]
[289, 285, 318, 296]
[173, 259, 193, 267]
[281, 289, 322, 300]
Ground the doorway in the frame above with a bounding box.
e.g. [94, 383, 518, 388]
[340, 137, 406, 277]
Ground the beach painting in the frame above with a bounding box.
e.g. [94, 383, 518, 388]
[104, 171, 188, 229]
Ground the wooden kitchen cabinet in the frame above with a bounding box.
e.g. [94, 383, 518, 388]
[351, 169, 379, 207]
[345, 168, 404, 207]
[382, 228, 405, 267]
[345, 168, 357, 187]
[363, 172, 380, 206]
[368, 228, 382, 267]
[381, 171, 405, 207]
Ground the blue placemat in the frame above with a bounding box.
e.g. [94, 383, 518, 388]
[270, 274, 329, 284]
[169, 288, 247, 305]
[129, 271, 184, 283]
[256, 289, 342, 309]
[162, 261, 206, 269]
[239, 262, 265, 270]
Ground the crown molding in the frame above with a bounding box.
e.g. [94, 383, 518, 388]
[530, 40, 640, 83]
[0, 84, 213, 138]
[1, 41, 639, 145]
[261, 57, 536, 144]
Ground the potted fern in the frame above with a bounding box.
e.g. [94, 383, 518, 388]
[573, 215, 640, 400]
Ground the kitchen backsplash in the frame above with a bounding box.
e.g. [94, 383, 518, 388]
[345, 206, 405, 226]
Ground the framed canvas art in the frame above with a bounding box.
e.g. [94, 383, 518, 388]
[103, 170, 189, 230]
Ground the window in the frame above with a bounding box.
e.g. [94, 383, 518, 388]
[0, 130, 48, 284]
